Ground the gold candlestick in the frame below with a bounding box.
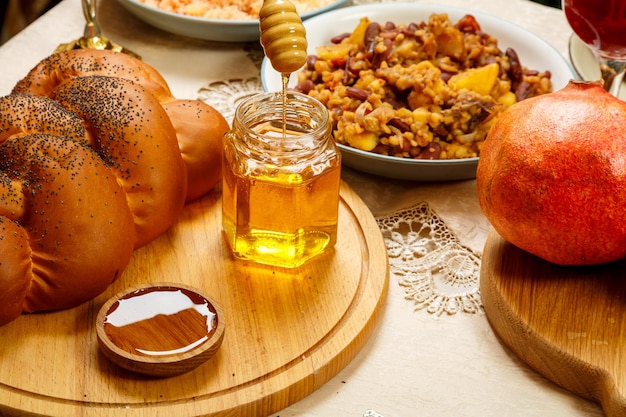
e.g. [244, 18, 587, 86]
[55, 0, 140, 58]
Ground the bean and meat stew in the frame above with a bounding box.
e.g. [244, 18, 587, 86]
[294, 13, 553, 160]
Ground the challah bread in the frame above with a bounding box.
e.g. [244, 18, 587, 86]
[13, 49, 228, 201]
[50, 75, 187, 248]
[0, 133, 136, 326]
[0, 49, 228, 326]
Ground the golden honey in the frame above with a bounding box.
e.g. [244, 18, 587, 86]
[222, 92, 341, 268]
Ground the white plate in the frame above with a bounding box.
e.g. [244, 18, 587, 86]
[569, 33, 602, 82]
[568, 33, 626, 100]
[261, 2, 576, 181]
[117, 0, 350, 43]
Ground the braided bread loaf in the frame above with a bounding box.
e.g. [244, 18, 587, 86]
[0, 50, 228, 326]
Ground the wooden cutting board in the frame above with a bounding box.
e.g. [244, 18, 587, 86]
[0, 181, 389, 417]
[480, 229, 626, 417]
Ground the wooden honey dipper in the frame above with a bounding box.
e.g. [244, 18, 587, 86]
[259, 0, 308, 74]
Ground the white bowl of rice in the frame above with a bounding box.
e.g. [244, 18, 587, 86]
[118, 0, 350, 42]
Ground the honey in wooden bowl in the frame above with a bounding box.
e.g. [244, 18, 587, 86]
[96, 282, 225, 377]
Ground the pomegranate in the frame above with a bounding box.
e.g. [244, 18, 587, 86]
[476, 80, 626, 265]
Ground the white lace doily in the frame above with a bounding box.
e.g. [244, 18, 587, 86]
[198, 78, 263, 125]
[197, 77, 483, 317]
[376, 203, 483, 316]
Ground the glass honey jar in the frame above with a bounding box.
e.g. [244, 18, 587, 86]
[222, 91, 341, 268]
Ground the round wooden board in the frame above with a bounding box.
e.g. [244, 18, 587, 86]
[0, 182, 389, 417]
[480, 229, 626, 417]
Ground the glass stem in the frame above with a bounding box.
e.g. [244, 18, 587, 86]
[600, 59, 626, 98]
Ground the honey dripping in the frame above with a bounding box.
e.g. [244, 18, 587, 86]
[259, 0, 308, 135]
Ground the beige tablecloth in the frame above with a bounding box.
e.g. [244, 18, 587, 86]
[0, 0, 606, 416]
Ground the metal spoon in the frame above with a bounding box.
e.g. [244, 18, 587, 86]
[55, 0, 140, 58]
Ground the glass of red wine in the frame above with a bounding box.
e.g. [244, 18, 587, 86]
[563, 0, 626, 96]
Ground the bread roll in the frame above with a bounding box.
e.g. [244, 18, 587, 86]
[13, 49, 228, 202]
[162, 99, 229, 201]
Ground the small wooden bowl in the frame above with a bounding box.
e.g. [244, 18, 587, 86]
[96, 282, 225, 377]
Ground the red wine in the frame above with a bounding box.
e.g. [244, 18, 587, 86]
[564, 0, 626, 59]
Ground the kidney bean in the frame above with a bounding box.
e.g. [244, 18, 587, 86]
[343, 58, 354, 85]
[514, 81, 532, 101]
[388, 118, 411, 132]
[506, 47, 523, 83]
[331, 33, 351, 44]
[347, 58, 362, 75]
[433, 125, 449, 138]
[439, 72, 453, 83]
[408, 147, 421, 157]
[399, 23, 419, 37]
[346, 87, 369, 101]
[416, 142, 442, 160]
[380, 30, 400, 40]
[306, 55, 318, 71]
[372, 38, 393, 69]
[365, 22, 381, 54]
[383, 97, 406, 109]
[400, 137, 412, 152]
[295, 79, 315, 95]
